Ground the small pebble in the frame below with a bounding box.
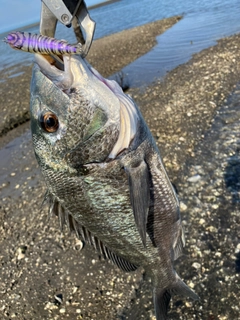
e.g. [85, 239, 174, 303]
[44, 302, 58, 310]
[17, 252, 25, 260]
[180, 202, 188, 211]
[192, 262, 201, 269]
[187, 174, 201, 183]
[54, 294, 63, 305]
[75, 239, 84, 251]
[199, 218, 206, 225]
[235, 243, 240, 253]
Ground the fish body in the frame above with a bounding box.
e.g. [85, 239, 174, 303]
[5, 32, 83, 55]
[30, 53, 198, 319]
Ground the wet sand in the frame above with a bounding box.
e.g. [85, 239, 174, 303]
[0, 15, 240, 320]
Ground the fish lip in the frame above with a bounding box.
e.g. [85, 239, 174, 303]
[34, 54, 74, 91]
[34, 53, 122, 95]
[34, 54, 98, 92]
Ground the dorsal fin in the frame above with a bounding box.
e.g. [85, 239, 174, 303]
[46, 193, 138, 272]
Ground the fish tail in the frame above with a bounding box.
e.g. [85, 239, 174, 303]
[153, 274, 199, 320]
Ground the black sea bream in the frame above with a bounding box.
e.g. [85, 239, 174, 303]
[30, 53, 199, 319]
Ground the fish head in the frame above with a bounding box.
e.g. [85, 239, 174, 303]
[30, 54, 138, 171]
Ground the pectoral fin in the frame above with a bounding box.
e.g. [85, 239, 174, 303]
[124, 159, 150, 247]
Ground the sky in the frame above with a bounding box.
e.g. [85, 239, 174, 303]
[0, 0, 105, 34]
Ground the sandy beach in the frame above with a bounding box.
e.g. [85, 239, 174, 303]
[0, 15, 240, 320]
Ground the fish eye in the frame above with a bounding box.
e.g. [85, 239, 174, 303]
[40, 112, 59, 133]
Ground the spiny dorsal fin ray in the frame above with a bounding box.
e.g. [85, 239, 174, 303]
[124, 159, 150, 247]
[46, 194, 138, 272]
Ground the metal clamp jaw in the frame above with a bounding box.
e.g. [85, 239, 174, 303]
[40, 0, 96, 57]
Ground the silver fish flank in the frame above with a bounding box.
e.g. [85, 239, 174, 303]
[30, 52, 199, 319]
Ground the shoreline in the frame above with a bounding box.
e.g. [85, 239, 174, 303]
[88, 0, 121, 10]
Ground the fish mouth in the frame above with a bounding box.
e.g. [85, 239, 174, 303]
[34, 53, 139, 159]
[34, 54, 74, 92]
[34, 53, 123, 94]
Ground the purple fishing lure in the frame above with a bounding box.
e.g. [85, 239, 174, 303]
[5, 31, 83, 55]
